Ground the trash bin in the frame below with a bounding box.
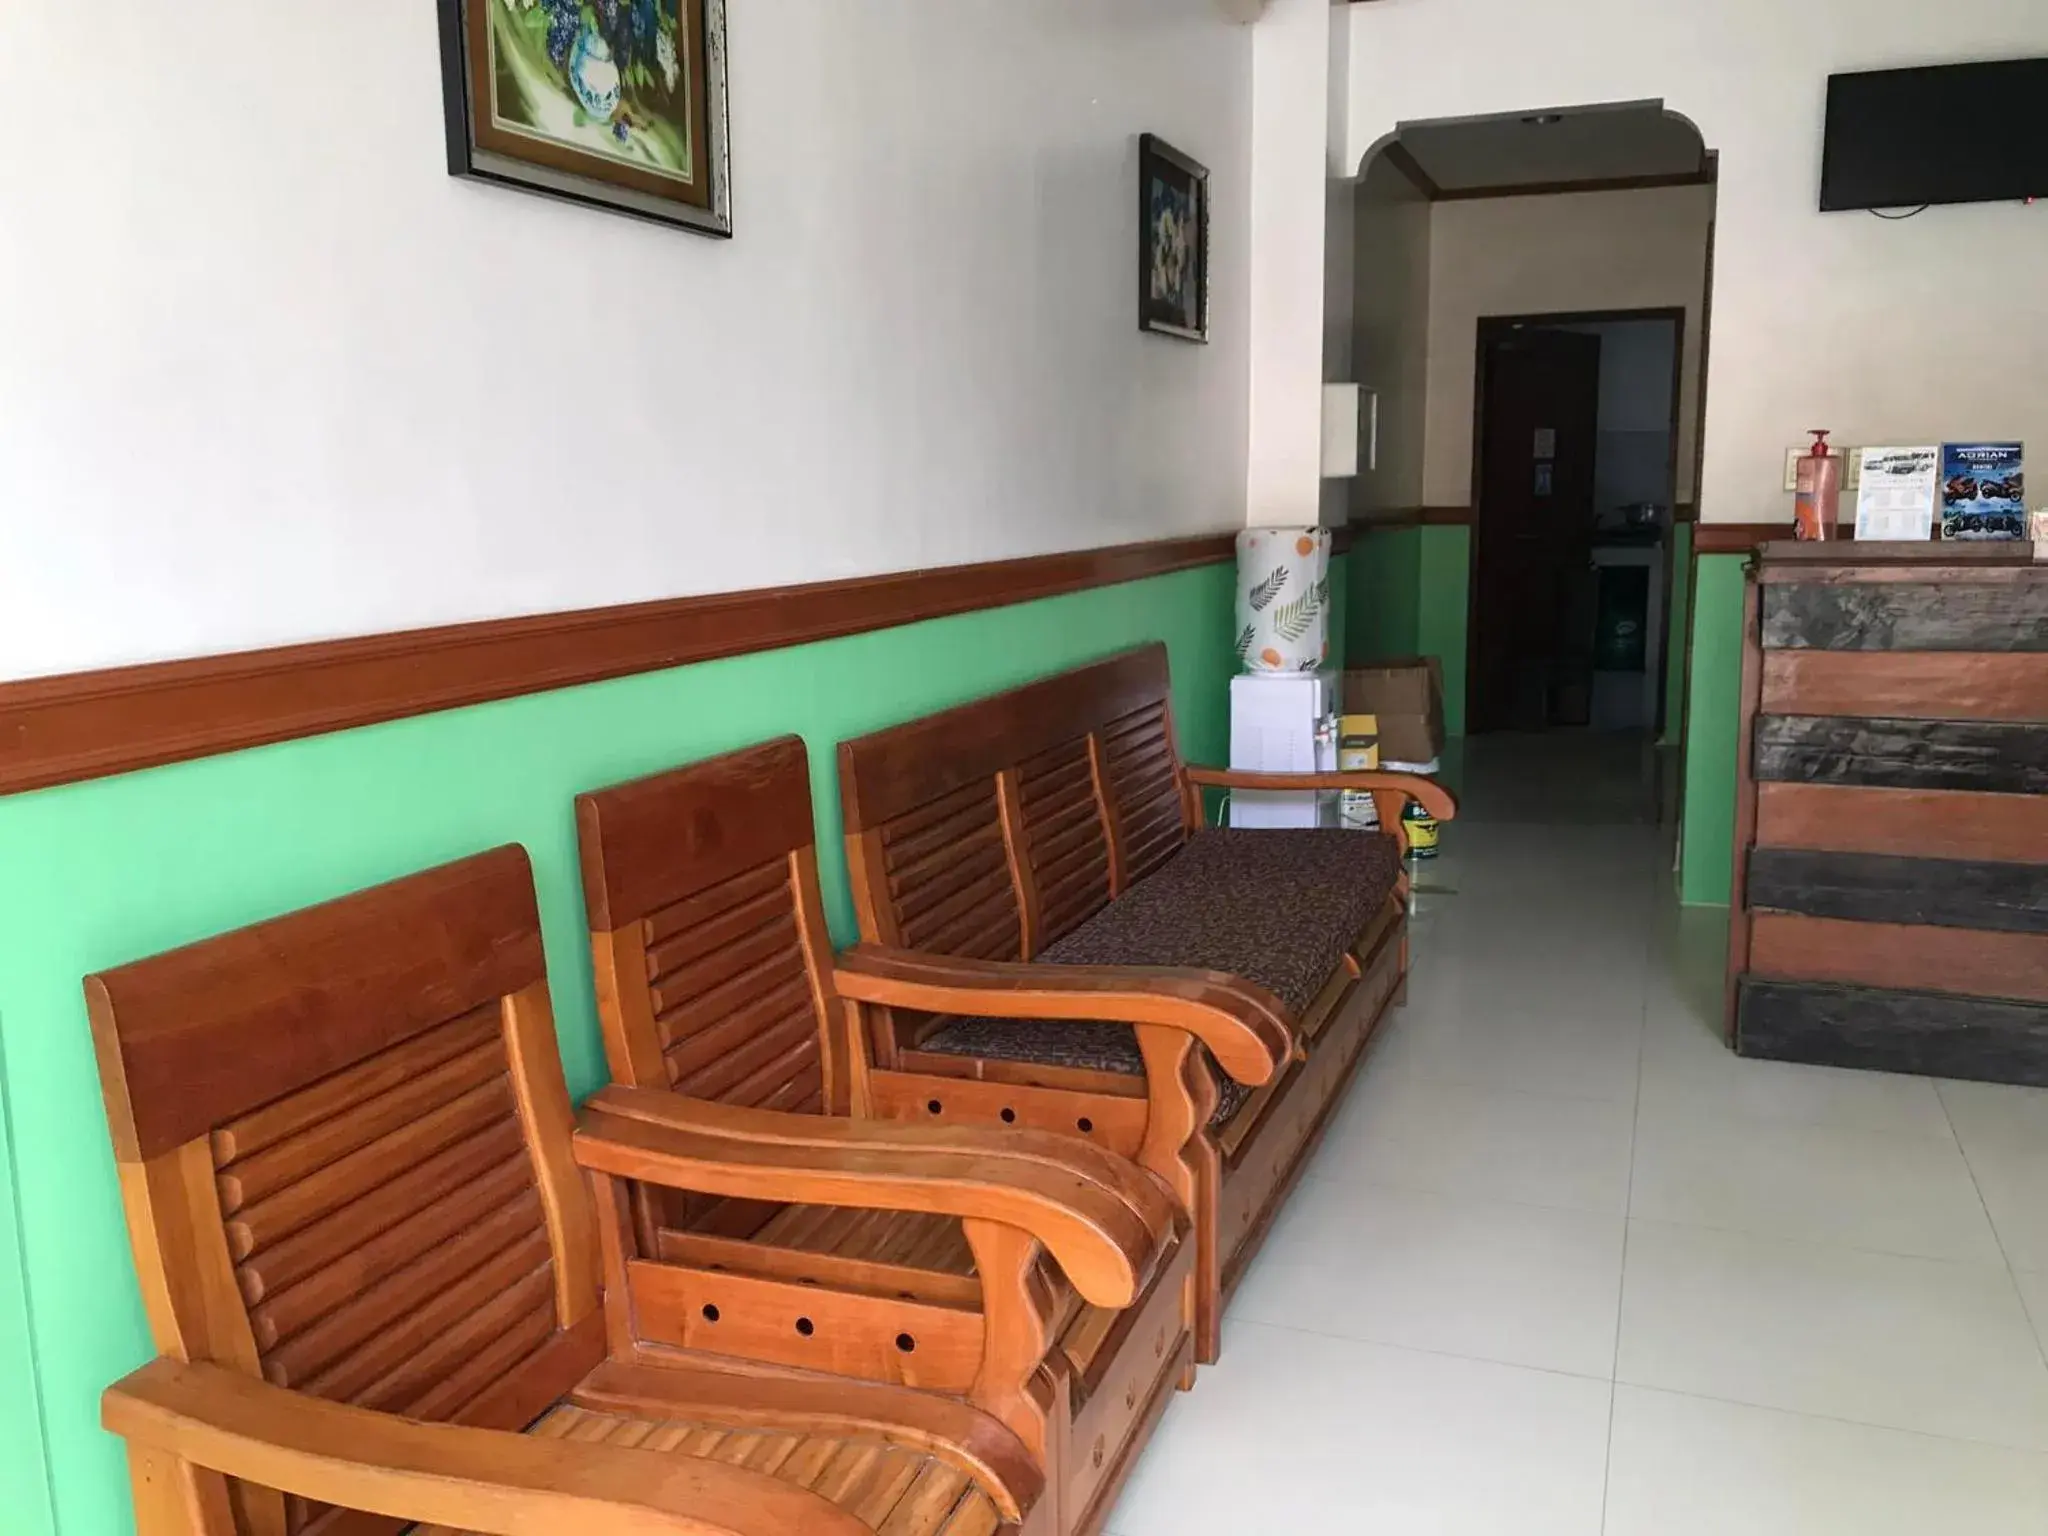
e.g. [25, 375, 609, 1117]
[1593, 563, 1649, 674]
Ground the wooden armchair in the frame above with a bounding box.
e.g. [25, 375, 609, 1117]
[85, 846, 1106, 1536]
[576, 739, 1199, 1536]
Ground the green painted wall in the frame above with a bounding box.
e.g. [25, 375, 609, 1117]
[0, 1055, 54, 1536]
[0, 563, 1236, 1536]
[1660, 524, 1694, 746]
[1678, 553, 1747, 905]
[1347, 527, 1421, 662]
[1345, 525, 1469, 739]
[1415, 527, 1471, 739]
[1323, 552, 1350, 674]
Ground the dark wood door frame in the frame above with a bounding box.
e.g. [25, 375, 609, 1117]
[1673, 215, 1718, 841]
[1464, 305, 1689, 735]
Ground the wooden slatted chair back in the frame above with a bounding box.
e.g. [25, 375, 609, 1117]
[84, 847, 601, 1536]
[576, 735, 844, 1115]
[839, 645, 1194, 959]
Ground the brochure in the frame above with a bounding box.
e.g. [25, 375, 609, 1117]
[1854, 447, 1938, 541]
[1942, 443, 2026, 540]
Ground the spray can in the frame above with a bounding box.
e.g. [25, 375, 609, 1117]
[1795, 430, 1841, 541]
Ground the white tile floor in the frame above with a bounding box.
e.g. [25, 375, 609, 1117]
[1109, 733, 2048, 1533]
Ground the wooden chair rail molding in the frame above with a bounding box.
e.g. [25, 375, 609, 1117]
[0, 531, 1244, 798]
[1693, 522, 1794, 556]
[1692, 523, 1969, 556]
[1348, 507, 1473, 532]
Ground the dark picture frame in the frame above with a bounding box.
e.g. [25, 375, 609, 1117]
[438, 0, 732, 237]
[1138, 134, 1210, 342]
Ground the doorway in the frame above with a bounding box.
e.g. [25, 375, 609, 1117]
[1466, 308, 1684, 735]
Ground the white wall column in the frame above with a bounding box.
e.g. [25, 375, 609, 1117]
[1244, 0, 1334, 527]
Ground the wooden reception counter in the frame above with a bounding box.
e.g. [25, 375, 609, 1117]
[1726, 541, 2048, 1083]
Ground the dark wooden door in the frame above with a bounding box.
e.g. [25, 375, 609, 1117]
[1469, 327, 1602, 732]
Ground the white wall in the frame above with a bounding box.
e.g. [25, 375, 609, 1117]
[1565, 321, 1676, 437]
[1245, 0, 1331, 527]
[0, 1, 1254, 680]
[1319, 172, 1357, 526]
[1422, 185, 1713, 507]
[1350, 154, 1432, 516]
[1558, 319, 1680, 519]
[1349, 0, 2048, 524]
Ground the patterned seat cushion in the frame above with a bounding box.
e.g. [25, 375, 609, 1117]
[921, 829, 1403, 1127]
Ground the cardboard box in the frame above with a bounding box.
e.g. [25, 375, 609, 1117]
[1342, 658, 1445, 767]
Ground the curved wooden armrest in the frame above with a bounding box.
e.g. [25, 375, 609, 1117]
[1183, 765, 1460, 821]
[833, 944, 1292, 1087]
[575, 1089, 1174, 1309]
[103, 1358, 867, 1536]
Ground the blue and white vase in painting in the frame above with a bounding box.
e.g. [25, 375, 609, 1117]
[569, 24, 623, 122]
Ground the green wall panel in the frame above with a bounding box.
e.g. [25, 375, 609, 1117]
[1347, 526, 1421, 663]
[0, 563, 1235, 1536]
[1678, 553, 1747, 906]
[1416, 527, 1470, 739]
[1344, 526, 1468, 740]
[1324, 552, 1350, 675]
[0, 1049, 54, 1536]
[1661, 523, 1694, 747]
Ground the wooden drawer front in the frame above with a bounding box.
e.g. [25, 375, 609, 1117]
[1293, 963, 1360, 1050]
[1219, 908, 1403, 1162]
[1064, 1235, 1195, 1536]
[1218, 932, 1403, 1275]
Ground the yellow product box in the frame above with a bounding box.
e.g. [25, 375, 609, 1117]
[1338, 713, 1379, 828]
[1338, 713, 1380, 771]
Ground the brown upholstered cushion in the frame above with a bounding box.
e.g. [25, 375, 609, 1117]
[921, 829, 1403, 1127]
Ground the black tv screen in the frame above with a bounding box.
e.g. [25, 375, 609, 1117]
[1820, 58, 2048, 211]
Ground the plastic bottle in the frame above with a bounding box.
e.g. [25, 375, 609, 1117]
[1794, 430, 1841, 541]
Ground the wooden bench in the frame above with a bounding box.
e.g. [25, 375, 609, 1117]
[833, 644, 1456, 1362]
[576, 737, 1198, 1536]
[84, 846, 1178, 1536]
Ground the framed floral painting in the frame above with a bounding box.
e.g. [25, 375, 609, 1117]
[1138, 134, 1209, 342]
[438, 0, 731, 236]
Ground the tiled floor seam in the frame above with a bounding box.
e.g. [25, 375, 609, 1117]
[1608, 1376, 2048, 1458]
[1225, 1315, 1622, 1386]
[1621, 1212, 2027, 1272]
[1287, 1169, 1630, 1220]
[1939, 1087, 2048, 1377]
[1603, 864, 1657, 1536]
[1291, 1164, 1627, 1216]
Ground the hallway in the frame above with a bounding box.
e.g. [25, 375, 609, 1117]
[1111, 733, 2048, 1533]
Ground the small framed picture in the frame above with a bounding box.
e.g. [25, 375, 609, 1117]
[1138, 134, 1210, 342]
[438, 0, 732, 237]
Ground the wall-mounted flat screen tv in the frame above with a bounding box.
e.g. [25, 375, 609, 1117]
[1820, 58, 2048, 212]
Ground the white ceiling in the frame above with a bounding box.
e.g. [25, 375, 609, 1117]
[1397, 103, 1707, 193]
